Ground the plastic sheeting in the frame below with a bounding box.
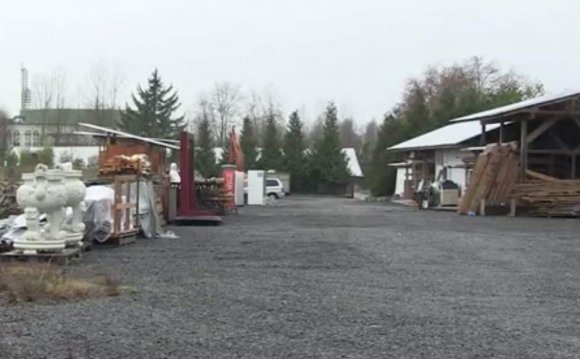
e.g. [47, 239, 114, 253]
[83, 185, 115, 243]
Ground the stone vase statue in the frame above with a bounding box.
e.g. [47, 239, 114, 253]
[14, 164, 67, 254]
[55, 163, 87, 247]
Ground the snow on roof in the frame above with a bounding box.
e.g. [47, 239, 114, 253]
[388, 121, 500, 151]
[342, 148, 363, 177]
[450, 89, 580, 123]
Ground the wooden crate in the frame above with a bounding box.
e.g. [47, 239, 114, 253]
[111, 175, 139, 236]
[0, 247, 82, 265]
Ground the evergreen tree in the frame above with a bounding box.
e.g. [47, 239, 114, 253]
[257, 111, 283, 170]
[240, 116, 258, 170]
[120, 69, 185, 139]
[311, 103, 350, 189]
[283, 110, 306, 191]
[195, 116, 217, 178]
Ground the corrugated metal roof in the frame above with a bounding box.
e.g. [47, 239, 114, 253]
[450, 89, 580, 123]
[388, 121, 500, 151]
[78, 123, 180, 150]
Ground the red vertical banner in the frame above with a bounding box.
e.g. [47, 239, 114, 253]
[222, 165, 236, 209]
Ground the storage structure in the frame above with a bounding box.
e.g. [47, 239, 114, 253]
[247, 170, 265, 205]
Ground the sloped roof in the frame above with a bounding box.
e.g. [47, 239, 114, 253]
[388, 121, 500, 151]
[20, 109, 121, 127]
[78, 123, 179, 150]
[450, 89, 580, 123]
[342, 148, 363, 177]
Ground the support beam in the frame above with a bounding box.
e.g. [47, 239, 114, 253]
[522, 110, 580, 116]
[520, 120, 528, 180]
[526, 119, 557, 144]
[499, 121, 504, 144]
[549, 130, 571, 151]
[480, 122, 486, 145]
[528, 149, 572, 155]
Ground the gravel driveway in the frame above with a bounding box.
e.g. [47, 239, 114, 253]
[2, 196, 580, 359]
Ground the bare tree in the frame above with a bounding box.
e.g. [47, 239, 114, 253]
[211, 82, 242, 147]
[87, 60, 125, 110]
[192, 95, 215, 133]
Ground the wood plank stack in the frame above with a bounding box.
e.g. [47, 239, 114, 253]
[0, 178, 20, 218]
[512, 170, 580, 217]
[458, 143, 519, 215]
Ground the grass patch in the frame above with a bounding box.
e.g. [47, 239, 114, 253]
[0, 263, 125, 304]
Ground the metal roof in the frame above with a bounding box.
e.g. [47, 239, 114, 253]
[343, 148, 363, 177]
[450, 89, 580, 123]
[388, 121, 500, 151]
[78, 123, 180, 150]
[74, 131, 180, 144]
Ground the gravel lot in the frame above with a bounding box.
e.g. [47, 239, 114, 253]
[2, 196, 580, 359]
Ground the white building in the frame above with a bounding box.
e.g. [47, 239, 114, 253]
[8, 108, 120, 165]
[387, 121, 501, 198]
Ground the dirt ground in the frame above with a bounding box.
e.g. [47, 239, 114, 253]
[2, 196, 580, 359]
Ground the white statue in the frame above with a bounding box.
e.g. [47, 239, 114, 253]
[170, 162, 181, 184]
[55, 163, 87, 247]
[14, 164, 67, 254]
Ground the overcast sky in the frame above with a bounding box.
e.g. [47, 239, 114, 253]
[1, 0, 580, 126]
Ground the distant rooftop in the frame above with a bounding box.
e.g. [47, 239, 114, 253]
[388, 121, 500, 151]
[450, 89, 580, 123]
[19, 108, 121, 127]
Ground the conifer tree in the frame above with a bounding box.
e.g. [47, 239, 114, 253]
[310, 102, 350, 187]
[195, 116, 217, 178]
[120, 69, 185, 139]
[257, 111, 283, 170]
[240, 116, 258, 170]
[283, 110, 306, 191]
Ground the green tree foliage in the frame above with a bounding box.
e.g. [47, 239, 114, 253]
[310, 103, 350, 190]
[240, 116, 258, 170]
[19, 146, 54, 169]
[120, 69, 185, 139]
[368, 57, 544, 196]
[283, 111, 306, 191]
[258, 111, 283, 170]
[196, 116, 218, 178]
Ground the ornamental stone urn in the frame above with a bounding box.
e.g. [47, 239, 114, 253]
[55, 163, 87, 247]
[14, 164, 67, 254]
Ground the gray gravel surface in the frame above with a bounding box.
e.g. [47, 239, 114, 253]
[2, 196, 580, 359]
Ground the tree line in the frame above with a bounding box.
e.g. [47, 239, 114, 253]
[13, 56, 542, 195]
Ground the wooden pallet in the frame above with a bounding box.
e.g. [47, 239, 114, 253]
[0, 247, 82, 265]
[94, 230, 138, 247]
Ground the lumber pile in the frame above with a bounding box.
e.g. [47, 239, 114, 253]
[0, 178, 20, 218]
[100, 154, 152, 177]
[458, 143, 519, 215]
[512, 170, 580, 217]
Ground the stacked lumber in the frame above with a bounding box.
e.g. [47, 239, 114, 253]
[458, 143, 519, 215]
[100, 154, 152, 176]
[512, 170, 580, 217]
[0, 178, 20, 218]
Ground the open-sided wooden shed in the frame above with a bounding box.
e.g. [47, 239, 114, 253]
[77, 123, 179, 178]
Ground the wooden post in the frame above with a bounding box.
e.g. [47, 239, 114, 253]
[480, 122, 487, 145]
[499, 121, 504, 144]
[572, 155, 577, 179]
[509, 198, 517, 217]
[520, 120, 528, 180]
